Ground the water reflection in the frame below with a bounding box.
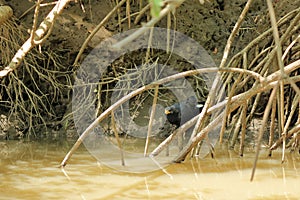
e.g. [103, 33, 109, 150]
[0, 140, 299, 199]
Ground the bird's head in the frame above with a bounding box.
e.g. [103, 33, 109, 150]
[164, 104, 180, 115]
[164, 107, 172, 115]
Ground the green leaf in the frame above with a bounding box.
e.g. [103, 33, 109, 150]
[150, 0, 162, 18]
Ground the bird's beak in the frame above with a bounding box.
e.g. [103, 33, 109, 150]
[165, 109, 171, 115]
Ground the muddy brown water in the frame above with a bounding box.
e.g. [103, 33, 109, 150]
[0, 140, 299, 200]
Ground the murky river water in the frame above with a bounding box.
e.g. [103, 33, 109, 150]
[0, 140, 299, 200]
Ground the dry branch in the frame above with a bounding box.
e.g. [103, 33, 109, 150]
[250, 86, 278, 181]
[0, 0, 72, 78]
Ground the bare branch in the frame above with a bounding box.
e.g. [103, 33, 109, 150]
[0, 0, 72, 78]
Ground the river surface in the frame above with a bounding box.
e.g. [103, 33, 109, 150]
[0, 140, 299, 200]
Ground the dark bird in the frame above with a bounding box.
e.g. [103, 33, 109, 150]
[165, 96, 204, 128]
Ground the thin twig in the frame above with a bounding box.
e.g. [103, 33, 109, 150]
[268, 96, 277, 156]
[282, 34, 300, 60]
[239, 103, 247, 156]
[18, 1, 58, 19]
[219, 73, 242, 143]
[144, 85, 159, 156]
[29, 0, 41, 44]
[111, 111, 125, 166]
[73, 0, 127, 66]
[270, 123, 300, 150]
[112, 0, 185, 49]
[134, 3, 150, 24]
[250, 86, 278, 181]
[126, 0, 131, 28]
